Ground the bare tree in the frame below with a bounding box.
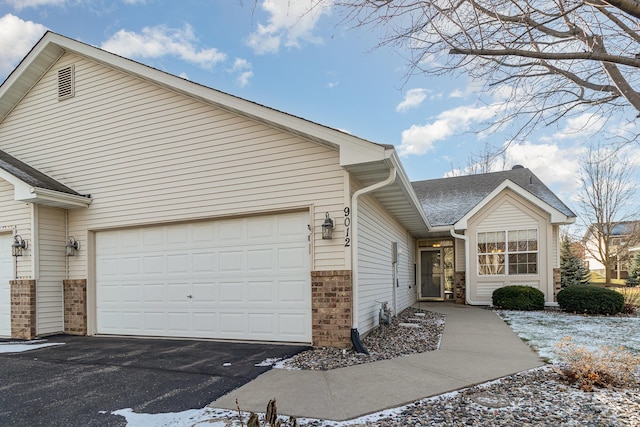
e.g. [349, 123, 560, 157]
[331, 1, 640, 143]
[577, 145, 637, 284]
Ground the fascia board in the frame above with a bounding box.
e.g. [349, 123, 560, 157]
[454, 179, 574, 229]
[0, 34, 65, 122]
[25, 187, 92, 208]
[386, 150, 432, 231]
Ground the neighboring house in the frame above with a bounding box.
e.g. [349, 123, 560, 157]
[0, 32, 575, 346]
[583, 221, 640, 280]
[412, 166, 576, 305]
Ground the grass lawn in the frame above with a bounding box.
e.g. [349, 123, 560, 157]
[588, 271, 627, 286]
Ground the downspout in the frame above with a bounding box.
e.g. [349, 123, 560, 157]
[449, 228, 481, 306]
[351, 166, 397, 354]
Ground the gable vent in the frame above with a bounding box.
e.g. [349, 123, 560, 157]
[57, 65, 75, 100]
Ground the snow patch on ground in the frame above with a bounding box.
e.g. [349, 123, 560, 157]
[255, 357, 283, 367]
[498, 310, 640, 363]
[0, 340, 64, 353]
[112, 407, 233, 426]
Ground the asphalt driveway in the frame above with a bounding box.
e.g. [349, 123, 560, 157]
[0, 335, 309, 426]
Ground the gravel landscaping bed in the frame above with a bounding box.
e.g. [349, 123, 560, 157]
[282, 307, 445, 371]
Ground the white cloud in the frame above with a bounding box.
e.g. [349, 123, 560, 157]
[0, 14, 48, 77]
[5, 0, 66, 9]
[397, 104, 499, 156]
[229, 58, 253, 87]
[503, 141, 583, 192]
[246, 0, 332, 54]
[101, 24, 226, 69]
[396, 88, 428, 112]
[544, 113, 607, 141]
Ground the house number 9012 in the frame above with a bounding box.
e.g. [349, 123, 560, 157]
[344, 207, 351, 247]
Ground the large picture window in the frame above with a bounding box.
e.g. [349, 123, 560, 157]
[477, 229, 538, 275]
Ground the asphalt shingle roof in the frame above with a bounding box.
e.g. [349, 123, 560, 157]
[411, 167, 576, 227]
[0, 149, 82, 195]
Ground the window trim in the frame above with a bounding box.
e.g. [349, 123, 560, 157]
[477, 228, 539, 276]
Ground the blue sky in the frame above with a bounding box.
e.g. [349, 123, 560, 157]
[0, 0, 638, 221]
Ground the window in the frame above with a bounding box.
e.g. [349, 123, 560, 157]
[477, 229, 538, 275]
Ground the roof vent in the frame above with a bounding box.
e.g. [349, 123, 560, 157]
[512, 164, 524, 169]
[57, 65, 75, 100]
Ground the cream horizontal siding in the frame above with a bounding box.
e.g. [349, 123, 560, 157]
[35, 206, 66, 335]
[0, 53, 347, 277]
[476, 200, 538, 231]
[467, 190, 552, 304]
[357, 192, 416, 335]
[0, 180, 32, 278]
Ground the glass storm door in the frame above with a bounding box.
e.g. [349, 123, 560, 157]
[420, 250, 443, 299]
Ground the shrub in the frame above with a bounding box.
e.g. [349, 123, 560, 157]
[556, 286, 624, 315]
[627, 251, 640, 287]
[555, 336, 640, 392]
[616, 287, 640, 315]
[492, 285, 545, 310]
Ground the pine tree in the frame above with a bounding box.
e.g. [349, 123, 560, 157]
[627, 251, 640, 287]
[560, 236, 590, 287]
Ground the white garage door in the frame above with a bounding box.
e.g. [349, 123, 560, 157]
[96, 211, 311, 342]
[0, 233, 13, 337]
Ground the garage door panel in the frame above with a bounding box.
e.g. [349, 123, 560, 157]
[143, 283, 165, 302]
[247, 248, 275, 271]
[220, 312, 244, 335]
[219, 250, 244, 271]
[96, 211, 311, 342]
[167, 254, 189, 273]
[249, 313, 274, 336]
[279, 313, 308, 337]
[278, 280, 307, 304]
[192, 282, 215, 303]
[192, 253, 215, 272]
[278, 247, 307, 271]
[142, 228, 164, 247]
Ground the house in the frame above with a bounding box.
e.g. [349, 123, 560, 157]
[0, 32, 575, 347]
[412, 167, 576, 305]
[583, 221, 640, 280]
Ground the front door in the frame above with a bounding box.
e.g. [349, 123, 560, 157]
[420, 249, 443, 299]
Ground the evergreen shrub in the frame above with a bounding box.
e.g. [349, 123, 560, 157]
[492, 285, 545, 310]
[556, 286, 624, 315]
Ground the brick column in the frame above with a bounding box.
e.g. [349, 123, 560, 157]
[11, 280, 36, 340]
[454, 271, 466, 304]
[553, 268, 561, 302]
[64, 279, 87, 335]
[311, 270, 352, 348]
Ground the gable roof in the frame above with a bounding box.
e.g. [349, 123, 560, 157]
[411, 167, 576, 228]
[0, 32, 430, 234]
[0, 147, 91, 208]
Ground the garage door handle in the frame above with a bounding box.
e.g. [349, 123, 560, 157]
[187, 295, 193, 299]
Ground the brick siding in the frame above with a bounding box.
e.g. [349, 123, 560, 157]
[454, 271, 466, 304]
[311, 270, 352, 348]
[64, 279, 87, 335]
[11, 280, 36, 340]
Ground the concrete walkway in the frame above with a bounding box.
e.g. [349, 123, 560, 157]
[210, 303, 544, 421]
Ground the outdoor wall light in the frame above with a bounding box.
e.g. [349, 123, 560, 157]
[12, 235, 27, 257]
[66, 236, 80, 256]
[321, 212, 334, 240]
